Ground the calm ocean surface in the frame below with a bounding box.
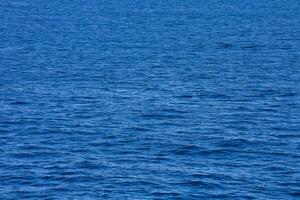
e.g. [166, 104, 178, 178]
[1, 0, 300, 199]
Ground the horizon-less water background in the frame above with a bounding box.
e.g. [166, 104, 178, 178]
[0, 0, 300, 199]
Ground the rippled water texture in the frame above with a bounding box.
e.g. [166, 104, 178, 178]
[1, 0, 300, 199]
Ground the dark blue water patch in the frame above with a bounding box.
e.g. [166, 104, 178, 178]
[1, 0, 300, 199]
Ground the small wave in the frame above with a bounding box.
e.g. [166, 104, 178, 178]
[10, 101, 29, 105]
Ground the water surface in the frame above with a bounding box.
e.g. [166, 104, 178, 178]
[0, 0, 300, 199]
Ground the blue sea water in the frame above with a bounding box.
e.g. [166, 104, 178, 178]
[0, 0, 300, 199]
